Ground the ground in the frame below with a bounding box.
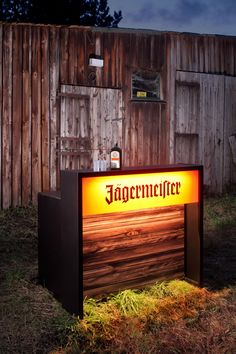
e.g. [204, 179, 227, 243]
[0, 195, 235, 353]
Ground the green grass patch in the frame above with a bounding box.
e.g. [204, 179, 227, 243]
[65, 282, 236, 354]
[204, 193, 236, 230]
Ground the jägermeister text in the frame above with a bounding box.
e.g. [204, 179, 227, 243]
[105, 180, 181, 205]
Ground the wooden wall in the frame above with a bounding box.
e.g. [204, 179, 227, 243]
[1, 23, 236, 207]
[167, 33, 236, 192]
[0, 23, 167, 208]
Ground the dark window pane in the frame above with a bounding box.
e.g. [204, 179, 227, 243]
[132, 71, 160, 100]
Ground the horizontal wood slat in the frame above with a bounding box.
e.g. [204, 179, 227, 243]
[83, 205, 184, 297]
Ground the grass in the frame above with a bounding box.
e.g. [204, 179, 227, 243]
[204, 194, 236, 230]
[0, 195, 236, 353]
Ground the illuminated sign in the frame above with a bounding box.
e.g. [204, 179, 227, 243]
[82, 170, 199, 216]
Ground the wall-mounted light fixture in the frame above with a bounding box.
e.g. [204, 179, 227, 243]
[89, 54, 104, 68]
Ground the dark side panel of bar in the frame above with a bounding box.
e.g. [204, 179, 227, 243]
[38, 192, 61, 297]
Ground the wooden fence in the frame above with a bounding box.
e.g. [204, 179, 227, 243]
[0, 23, 236, 208]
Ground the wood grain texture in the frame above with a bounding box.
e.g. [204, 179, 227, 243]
[49, 26, 60, 190]
[22, 25, 32, 205]
[41, 26, 50, 192]
[12, 25, 23, 206]
[174, 71, 227, 193]
[224, 78, 236, 188]
[83, 205, 184, 297]
[0, 24, 3, 207]
[31, 26, 42, 202]
[59, 85, 124, 169]
[2, 24, 12, 209]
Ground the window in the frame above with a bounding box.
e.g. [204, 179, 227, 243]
[132, 70, 161, 101]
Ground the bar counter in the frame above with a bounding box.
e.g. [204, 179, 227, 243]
[38, 164, 203, 317]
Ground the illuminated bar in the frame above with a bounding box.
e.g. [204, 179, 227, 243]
[38, 164, 203, 317]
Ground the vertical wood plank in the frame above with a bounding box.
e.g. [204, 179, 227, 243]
[167, 34, 177, 164]
[130, 102, 138, 166]
[77, 29, 85, 84]
[2, 24, 12, 208]
[31, 26, 42, 202]
[22, 26, 32, 205]
[95, 33, 103, 86]
[223, 77, 236, 189]
[100, 88, 108, 156]
[22, 25, 32, 205]
[60, 27, 69, 84]
[103, 32, 112, 88]
[91, 87, 101, 160]
[12, 25, 23, 206]
[152, 104, 160, 165]
[200, 74, 224, 193]
[49, 26, 60, 190]
[85, 29, 96, 86]
[41, 26, 50, 191]
[122, 33, 132, 167]
[0, 24, 3, 207]
[68, 28, 77, 85]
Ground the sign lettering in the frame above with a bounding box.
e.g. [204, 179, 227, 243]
[105, 181, 181, 205]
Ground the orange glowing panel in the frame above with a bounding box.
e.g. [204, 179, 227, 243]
[82, 170, 199, 216]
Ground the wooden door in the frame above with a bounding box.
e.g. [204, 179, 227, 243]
[223, 77, 236, 189]
[59, 87, 91, 170]
[59, 85, 124, 170]
[175, 77, 200, 165]
[175, 71, 225, 193]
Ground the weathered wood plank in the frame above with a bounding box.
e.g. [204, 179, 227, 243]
[59, 85, 92, 169]
[85, 30, 96, 86]
[103, 32, 113, 88]
[0, 24, 3, 207]
[2, 24, 13, 208]
[41, 26, 50, 191]
[31, 26, 42, 202]
[77, 29, 86, 84]
[224, 77, 236, 188]
[49, 26, 60, 190]
[174, 71, 226, 193]
[59, 27, 69, 84]
[151, 104, 159, 165]
[175, 80, 200, 135]
[68, 28, 77, 85]
[83, 206, 184, 297]
[12, 25, 23, 206]
[130, 102, 138, 166]
[200, 74, 224, 193]
[22, 25, 32, 205]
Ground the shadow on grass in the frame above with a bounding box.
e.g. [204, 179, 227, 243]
[204, 225, 236, 290]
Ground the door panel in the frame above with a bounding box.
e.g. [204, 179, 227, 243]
[175, 71, 224, 193]
[175, 133, 199, 164]
[59, 85, 123, 171]
[224, 77, 236, 188]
